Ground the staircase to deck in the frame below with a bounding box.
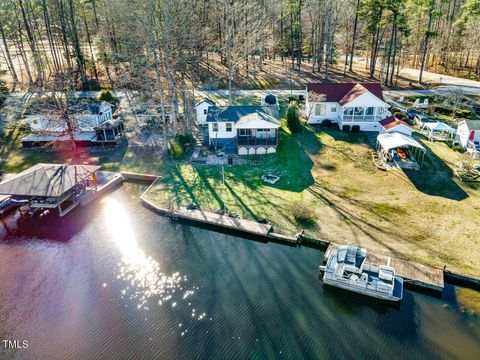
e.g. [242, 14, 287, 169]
[190, 127, 207, 163]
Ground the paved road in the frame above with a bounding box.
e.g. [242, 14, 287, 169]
[2, 67, 479, 129]
[352, 56, 480, 96]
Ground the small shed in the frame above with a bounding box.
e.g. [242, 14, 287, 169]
[194, 99, 216, 126]
[379, 116, 413, 136]
[376, 132, 426, 170]
[419, 121, 455, 141]
[456, 119, 480, 149]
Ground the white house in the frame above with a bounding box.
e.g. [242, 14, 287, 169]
[379, 117, 413, 137]
[205, 105, 280, 155]
[194, 99, 216, 126]
[25, 100, 114, 133]
[306, 83, 391, 131]
[456, 120, 480, 149]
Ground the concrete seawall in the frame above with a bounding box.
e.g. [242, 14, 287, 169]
[121, 172, 159, 182]
[139, 189, 480, 294]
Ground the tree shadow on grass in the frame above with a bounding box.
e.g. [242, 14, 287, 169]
[232, 127, 320, 193]
[404, 140, 468, 201]
[306, 181, 461, 261]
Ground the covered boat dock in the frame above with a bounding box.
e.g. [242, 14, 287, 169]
[375, 132, 426, 171]
[0, 164, 101, 216]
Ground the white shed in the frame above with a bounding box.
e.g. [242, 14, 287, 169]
[379, 116, 413, 136]
[456, 120, 480, 149]
[194, 99, 216, 126]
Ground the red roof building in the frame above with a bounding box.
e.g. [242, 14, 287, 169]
[306, 83, 384, 104]
[306, 82, 391, 132]
[379, 116, 413, 136]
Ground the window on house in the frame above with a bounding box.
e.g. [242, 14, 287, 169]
[331, 105, 337, 112]
[378, 107, 384, 116]
[212, 123, 218, 132]
[226, 123, 232, 132]
[203, 109, 207, 115]
[354, 107, 364, 115]
[344, 107, 353, 115]
[238, 129, 251, 136]
[315, 104, 326, 116]
[365, 107, 374, 115]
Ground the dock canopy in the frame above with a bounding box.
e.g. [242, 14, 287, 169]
[377, 132, 425, 153]
[420, 121, 455, 141]
[0, 163, 101, 197]
[377, 132, 426, 169]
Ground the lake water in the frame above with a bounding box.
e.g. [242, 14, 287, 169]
[0, 183, 479, 359]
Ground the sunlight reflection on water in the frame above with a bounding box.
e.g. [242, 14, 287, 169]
[102, 198, 207, 327]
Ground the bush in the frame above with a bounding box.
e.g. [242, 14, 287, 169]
[86, 79, 101, 91]
[290, 201, 315, 223]
[168, 134, 191, 159]
[176, 134, 191, 148]
[99, 90, 117, 103]
[169, 139, 185, 159]
[451, 145, 466, 153]
[287, 102, 302, 133]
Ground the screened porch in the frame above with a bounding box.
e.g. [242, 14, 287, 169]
[342, 106, 387, 122]
[236, 128, 279, 146]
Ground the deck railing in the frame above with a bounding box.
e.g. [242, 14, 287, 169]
[342, 115, 377, 122]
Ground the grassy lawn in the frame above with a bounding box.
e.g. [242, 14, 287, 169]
[144, 123, 480, 277]
[0, 124, 167, 174]
[0, 126, 60, 172]
[1, 94, 479, 278]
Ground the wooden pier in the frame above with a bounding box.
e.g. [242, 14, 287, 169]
[324, 243, 444, 293]
[173, 208, 273, 237]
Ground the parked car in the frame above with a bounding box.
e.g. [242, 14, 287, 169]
[389, 107, 406, 114]
[400, 114, 416, 125]
[414, 114, 432, 125]
[406, 109, 419, 119]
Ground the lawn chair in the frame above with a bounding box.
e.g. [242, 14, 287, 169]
[412, 99, 421, 108]
[398, 96, 405, 103]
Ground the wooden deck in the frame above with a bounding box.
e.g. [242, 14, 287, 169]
[173, 208, 272, 237]
[324, 243, 444, 292]
[366, 252, 444, 291]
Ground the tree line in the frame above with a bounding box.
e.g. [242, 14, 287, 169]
[0, 0, 479, 101]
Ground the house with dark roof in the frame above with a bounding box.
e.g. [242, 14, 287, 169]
[21, 100, 124, 148]
[205, 105, 280, 155]
[194, 98, 216, 126]
[456, 119, 480, 151]
[24, 100, 114, 132]
[306, 83, 391, 132]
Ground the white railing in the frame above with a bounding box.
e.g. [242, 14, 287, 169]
[342, 115, 377, 123]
